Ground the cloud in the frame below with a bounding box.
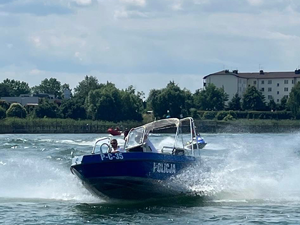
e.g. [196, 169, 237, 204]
[119, 0, 146, 7]
[247, 0, 263, 6]
[1, 0, 300, 96]
[73, 0, 93, 6]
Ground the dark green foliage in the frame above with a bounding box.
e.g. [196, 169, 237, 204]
[267, 98, 278, 111]
[216, 111, 228, 120]
[288, 82, 300, 118]
[146, 81, 192, 119]
[59, 97, 86, 120]
[6, 103, 27, 118]
[202, 111, 217, 120]
[223, 114, 234, 121]
[74, 75, 102, 98]
[34, 99, 60, 118]
[190, 108, 199, 119]
[120, 86, 143, 121]
[86, 83, 122, 121]
[193, 83, 228, 111]
[0, 100, 9, 110]
[279, 96, 288, 110]
[0, 106, 6, 119]
[32, 78, 62, 98]
[0, 83, 10, 97]
[242, 86, 266, 111]
[227, 93, 242, 110]
[215, 111, 237, 120]
[85, 82, 143, 122]
[236, 111, 249, 119]
[1, 79, 31, 97]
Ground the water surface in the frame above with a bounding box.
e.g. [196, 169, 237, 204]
[1, 133, 300, 224]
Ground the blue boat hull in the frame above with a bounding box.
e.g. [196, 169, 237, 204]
[71, 152, 196, 200]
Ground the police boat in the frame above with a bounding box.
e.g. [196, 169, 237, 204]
[70, 117, 204, 201]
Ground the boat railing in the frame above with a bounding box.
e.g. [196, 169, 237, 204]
[92, 137, 111, 154]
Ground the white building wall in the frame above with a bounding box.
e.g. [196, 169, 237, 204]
[206, 74, 238, 101]
[248, 78, 295, 103]
[205, 73, 300, 104]
[1, 97, 39, 106]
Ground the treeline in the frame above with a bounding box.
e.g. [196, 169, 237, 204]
[1, 76, 300, 122]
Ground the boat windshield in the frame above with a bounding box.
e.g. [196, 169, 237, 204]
[124, 117, 202, 155]
[124, 126, 145, 150]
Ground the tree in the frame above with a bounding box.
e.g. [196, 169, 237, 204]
[6, 103, 27, 118]
[1, 79, 31, 97]
[119, 85, 143, 121]
[0, 106, 6, 119]
[278, 95, 288, 110]
[193, 83, 229, 111]
[242, 86, 266, 111]
[287, 81, 300, 118]
[33, 99, 60, 118]
[146, 81, 192, 119]
[32, 78, 62, 98]
[227, 93, 242, 110]
[267, 98, 277, 111]
[85, 82, 122, 121]
[74, 75, 101, 98]
[0, 83, 11, 97]
[59, 97, 86, 120]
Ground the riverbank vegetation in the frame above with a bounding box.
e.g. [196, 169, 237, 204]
[1, 76, 300, 133]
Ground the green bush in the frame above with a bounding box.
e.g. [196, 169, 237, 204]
[216, 111, 228, 120]
[0, 100, 9, 110]
[190, 108, 199, 119]
[0, 106, 6, 119]
[228, 110, 238, 119]
[6, 103, 27, 118]
[202, 111, 217, 120]
[223, 114, 234, 121]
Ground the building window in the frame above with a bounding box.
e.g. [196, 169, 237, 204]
[254, 81, 256, 85]
[292, 80, 294, 84]
[277, 99, 279, 102]
[268, 80, 272, 84]
[284, 87, 288, 92]
[277, 91, 279, 94]
[268, 88, 272, 92]
[284, 95, 288, 98]
[261, 88, 264, 92]
[268, 95, 272, 100]
[277, 83, 279, 87]
[261, 80, 264, 84]
[284, 80, 288, 84]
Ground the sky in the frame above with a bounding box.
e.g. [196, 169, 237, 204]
[1, 0, 300, 98]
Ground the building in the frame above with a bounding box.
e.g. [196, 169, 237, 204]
[203, 69, 300, 103]
[1, 95, 39, 106]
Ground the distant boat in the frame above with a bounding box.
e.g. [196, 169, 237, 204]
[71, 117, 204, 201]
[107, 127, 122, 136]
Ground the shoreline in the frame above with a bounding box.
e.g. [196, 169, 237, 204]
[1, 119, 300, 134]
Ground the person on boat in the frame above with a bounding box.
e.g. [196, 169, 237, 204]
[110, 139, 124, 153]
[123, 130, 129, 141]
[143, 134, 158, 153]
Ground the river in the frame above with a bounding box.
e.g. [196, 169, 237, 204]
[1, 133, 300, 224]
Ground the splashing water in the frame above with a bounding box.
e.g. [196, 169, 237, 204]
[1, 133, 300, 204]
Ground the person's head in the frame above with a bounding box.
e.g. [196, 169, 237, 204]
[110, 139, 118, 149]
[123, 130, 129, 140]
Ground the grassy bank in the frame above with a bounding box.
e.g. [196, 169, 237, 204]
[1, 117, 300, 134]
[0, 118, 143, 134]
[196, 119, 300, 133]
